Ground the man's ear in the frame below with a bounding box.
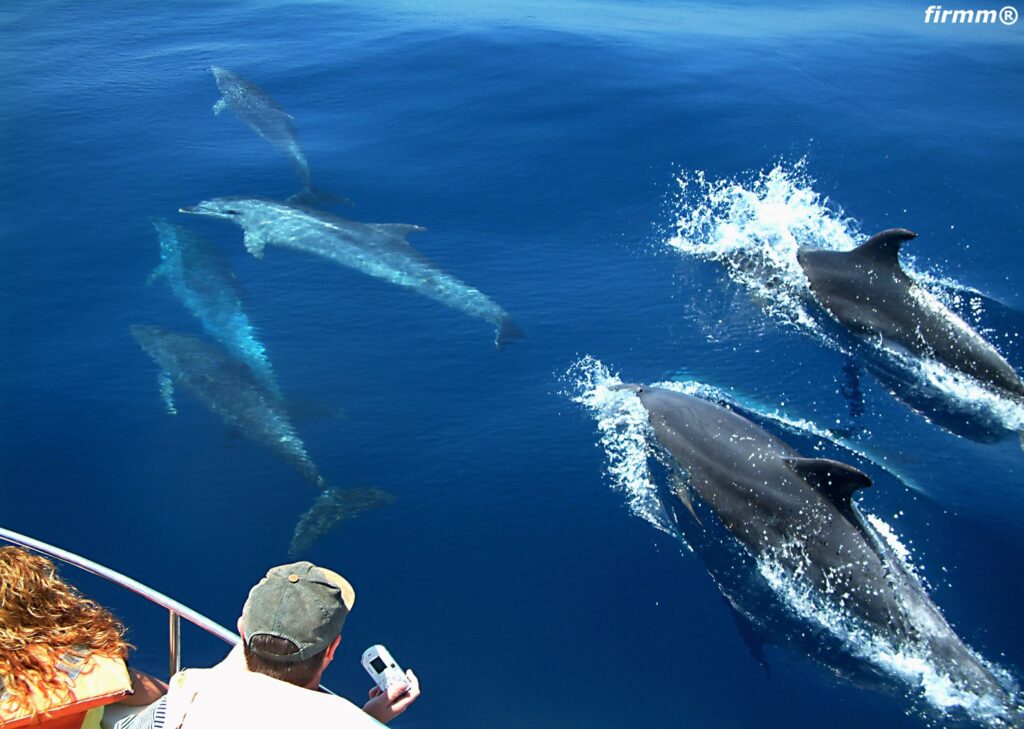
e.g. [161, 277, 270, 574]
[324, 634, 342, 663]
[237, 617, 245, 638]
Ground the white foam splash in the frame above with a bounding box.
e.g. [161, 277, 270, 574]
[666, 159, 859, 331]
[865, 513, 915, 574]
[901, 263, 1019, 345]
[567, 358, 1018, 724]
[570, 360, 925, 511]
[664, 159, 1024, 436]
[909, 266, 989, 329]
[906, 280, 1023, 414]
[565, 356, 675, 536]
[912, 355, 1024, 433]
[759, 518, 1017, 725]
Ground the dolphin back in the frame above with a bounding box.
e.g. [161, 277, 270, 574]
[799, 230, 1024, 399]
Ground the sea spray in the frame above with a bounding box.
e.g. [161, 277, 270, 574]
[663, 160, 1024, 436]
[565, 356, 675, 537]
[567, 356, 1019, 726]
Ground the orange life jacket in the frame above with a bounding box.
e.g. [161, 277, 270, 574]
[0, 651, 132, 728]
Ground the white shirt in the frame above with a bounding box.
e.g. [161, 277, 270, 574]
[160, 648, 383, 729]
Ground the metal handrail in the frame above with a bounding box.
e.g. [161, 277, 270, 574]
[0, 525, 337, 696]
[0, 525, 238, 679]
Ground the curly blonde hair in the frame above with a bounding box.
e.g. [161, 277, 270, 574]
[0, 546, 130, 714]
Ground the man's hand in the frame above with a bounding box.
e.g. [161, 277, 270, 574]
[362, 670, 420, 724]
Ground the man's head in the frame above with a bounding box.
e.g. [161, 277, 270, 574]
[239, 561, 356, 688]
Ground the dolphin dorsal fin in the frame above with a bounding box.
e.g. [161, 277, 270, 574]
[785, 457, 872, 510]
[368, 223, 427, 238]
[851, 229, 918, 266]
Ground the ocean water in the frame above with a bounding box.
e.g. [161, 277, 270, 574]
[2, 2, 1023, 727]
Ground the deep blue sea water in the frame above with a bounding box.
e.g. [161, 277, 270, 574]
[2, 2, 1023, 727]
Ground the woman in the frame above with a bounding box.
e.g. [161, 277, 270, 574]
[0, 546, 165, 728]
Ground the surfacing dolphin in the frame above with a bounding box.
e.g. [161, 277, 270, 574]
[618, 384, 1015, 717]
[180, 197, 524, 349]
[132, 325, 392, 551]
[210, 66, 346, 206]
[148, 219, 279, 396]
[797, 229, 1024, 400]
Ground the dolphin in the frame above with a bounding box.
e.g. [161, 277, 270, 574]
[210, 66, 345, 206]
[131, 325, 322, 486]
[148, 219, 279, 396]
[132, 325, 393, 550]
[618, 384, 1014, 713]
[179, 197, 524, 349]
[797, 229, 1024, 399]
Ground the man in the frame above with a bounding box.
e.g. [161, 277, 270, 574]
[114, 561, 420, 728]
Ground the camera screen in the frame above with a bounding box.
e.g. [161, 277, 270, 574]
[370, 656, 387, 673]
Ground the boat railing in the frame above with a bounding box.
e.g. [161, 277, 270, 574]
[0, 525, 236, 680]
[1, 525, 338, 696]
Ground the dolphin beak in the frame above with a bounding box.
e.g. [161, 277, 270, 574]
[609, 383, 644, 395]
[179, 206, 199, 214]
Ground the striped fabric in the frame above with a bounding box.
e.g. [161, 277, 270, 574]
[113, 696, 166, 729]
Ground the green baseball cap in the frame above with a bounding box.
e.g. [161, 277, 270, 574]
[241, 561, 356, 663]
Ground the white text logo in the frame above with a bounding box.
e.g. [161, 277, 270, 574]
[924, 5, 1019, 23]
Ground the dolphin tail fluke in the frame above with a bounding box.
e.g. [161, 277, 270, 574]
[495, 316, 524, 350]
[286, 187, 353, 208]
[289, 486, 396, 555]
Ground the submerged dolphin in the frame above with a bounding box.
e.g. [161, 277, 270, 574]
[148, 220, 279, 395]
[619, 384, 1013, 712]
[180, 197, 524, 349]
[132, 325, 393, 551]
[210, 67, 343, 206]
[132, 325, 322, 486]
[797, 229, 1024, 399]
